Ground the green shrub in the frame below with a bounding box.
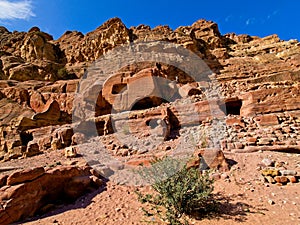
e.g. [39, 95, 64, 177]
[57, 67, 68, 79]
[136, 157, 215, 224]
[56, 67, 77, 80]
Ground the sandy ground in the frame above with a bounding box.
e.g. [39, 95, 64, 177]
[5, 150, 298, 225]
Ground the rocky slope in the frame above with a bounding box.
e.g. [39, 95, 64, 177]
[0, 17, 299, 224]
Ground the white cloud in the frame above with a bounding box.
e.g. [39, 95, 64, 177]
[245, 18, 256, 26]
[267, 10, 279, 20]
[0, 0, 35, 20]
[225, 15, 233, 22]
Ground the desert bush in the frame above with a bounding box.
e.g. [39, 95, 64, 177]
[56, 67, 77, 80]
[57, 67, 68, 79]
[136, 157, 215, 224]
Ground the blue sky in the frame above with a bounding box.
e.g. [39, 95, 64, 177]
[0, 0, 299, 41]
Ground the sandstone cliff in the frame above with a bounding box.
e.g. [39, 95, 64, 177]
[0, 17, 299, 161]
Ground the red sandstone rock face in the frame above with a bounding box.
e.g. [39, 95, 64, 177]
[0, 28, 64, 81]
[0, 165, 104, 225]
[56, 18, 131, 76]
[0, 17, 299, 160]
[240, 86, 300, 116]
[0, 79, 77, 160]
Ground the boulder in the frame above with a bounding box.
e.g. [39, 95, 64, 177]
[32, 100, 61, 121]
[8, 63, 40, 81]
[188, 149, 229, 172]
[7, 167, 45, 186]
[65, 146, 78, 158]
[0, 166, 104, 225]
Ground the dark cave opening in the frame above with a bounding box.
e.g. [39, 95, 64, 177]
[112, 83, 128, 94]
[225, 99, 242, 115]
[131, 96, 169, 111]
[20, 132, 33, 146]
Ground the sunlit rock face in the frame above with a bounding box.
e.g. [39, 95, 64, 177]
[0, 17, 299, 160]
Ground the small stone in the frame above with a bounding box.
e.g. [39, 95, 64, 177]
[289, 213, 296, 217]
[287, 176, 297, 183]
[115, 208, 121, 212]
[119, 148, 129, 156]
[210, 173, 221, 180]
[275, 161, 285, 168]
[256, 166, 262, 171]
[280, 170, 297, 176]
[221, 173, 229, 180]
[261, 168, 279, 177]
[268, 199, 275, 205]
[274, 176, 288, 184]
[243, 208, 250, 212]
[261, 158, 274, 167]
[65, 146, 77, 158]
[264, 176, 275, 184]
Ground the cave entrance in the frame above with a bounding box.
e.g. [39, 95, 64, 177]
[225, 99, 242, 115]
[20, 132, 33, 146]
[188, 88, 202, 96]
[131, 96, 168, 111]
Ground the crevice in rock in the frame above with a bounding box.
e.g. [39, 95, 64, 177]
[168, 108, 181, 139]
